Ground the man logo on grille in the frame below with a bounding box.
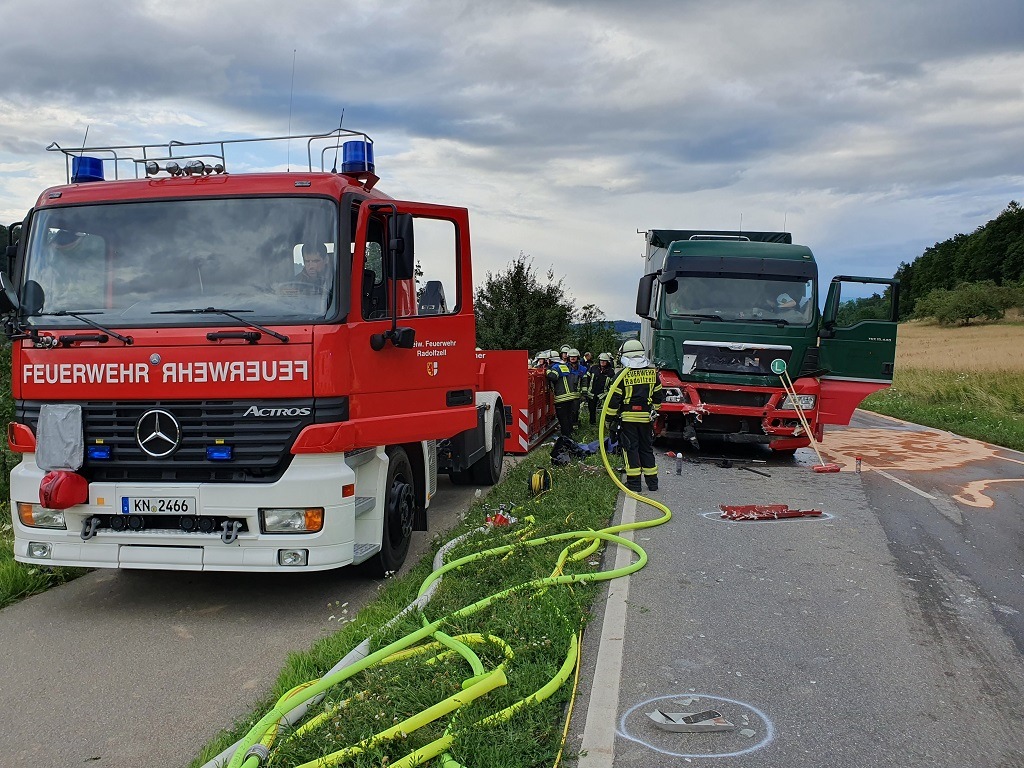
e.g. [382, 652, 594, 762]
[135, 409, 182, 458]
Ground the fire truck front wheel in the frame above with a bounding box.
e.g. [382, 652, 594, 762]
[372, 447, 415, 575]
[470, 408, 505, 485]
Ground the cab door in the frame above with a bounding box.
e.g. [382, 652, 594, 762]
[817, 276, 899, 425]
[345, 199, 478, 447]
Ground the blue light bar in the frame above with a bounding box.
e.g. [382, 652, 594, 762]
[341, 140, 374, 174]
[206, 445, 233, 461]
[87, 445, 112, 460]
[71, 156, 105, 183]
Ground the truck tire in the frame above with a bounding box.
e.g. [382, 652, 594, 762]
[370, 447, 415, 575]
[470, 409, 505, 485]
[448, 467, 474, 485]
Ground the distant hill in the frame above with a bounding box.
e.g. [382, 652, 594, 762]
[611, 320, 640, 333]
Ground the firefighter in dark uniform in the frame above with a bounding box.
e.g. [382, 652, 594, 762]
[606, 339, 663, 492]
[583, 352, 614, 425]
[547, 349, 582, 437]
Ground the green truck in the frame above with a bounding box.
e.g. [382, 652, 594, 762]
[635, 229, 898, 454]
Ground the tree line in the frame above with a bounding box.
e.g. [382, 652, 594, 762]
[894, 201, 1024, 321]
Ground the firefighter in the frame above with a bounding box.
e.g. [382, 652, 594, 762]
[607, 339, 663, 492]
[567, 348, 587, 376]
[559, 344, 571, 362]
[547, 348, 582, 437]
[583, 352, 614, 425]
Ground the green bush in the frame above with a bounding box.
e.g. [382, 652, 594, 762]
[913, 280, 1021, 326]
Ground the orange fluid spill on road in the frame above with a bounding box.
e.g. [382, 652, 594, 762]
[819, 428, 996, 471]
[819, 426, 1024, 509]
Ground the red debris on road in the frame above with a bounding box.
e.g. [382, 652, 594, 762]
[719, 504, 823, 521]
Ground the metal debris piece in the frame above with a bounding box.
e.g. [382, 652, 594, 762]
[738, 728, 757, 738]
[647, 709, 736, 733]
[719, 504, 823, 521]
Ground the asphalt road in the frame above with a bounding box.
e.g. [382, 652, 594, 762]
[569, 411, 1024, 767]
[0, 473, 489, 768]
[4, 414, 1023, 768]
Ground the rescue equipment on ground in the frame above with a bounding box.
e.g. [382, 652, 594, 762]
[529, 467, 552, 496]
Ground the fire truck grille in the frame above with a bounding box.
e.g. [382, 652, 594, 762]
[15, 398, 348, 483]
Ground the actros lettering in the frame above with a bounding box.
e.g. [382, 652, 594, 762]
[243, 406, 312, 417]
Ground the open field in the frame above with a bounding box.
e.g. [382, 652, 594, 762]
[861, 318, 1024, 451]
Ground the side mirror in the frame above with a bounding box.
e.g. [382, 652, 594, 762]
[391, 213, 415, 281]
[0, 271, 20, 313]
[391, 326, 416, 348]
[636, 273, 657, 320]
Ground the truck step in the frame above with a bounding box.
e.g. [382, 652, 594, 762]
[353, 542, 380, 561]
[345, 447, 377, 469]
[354, 496, 375, 516]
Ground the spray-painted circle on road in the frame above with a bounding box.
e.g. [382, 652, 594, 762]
[618, 693, 775, 758]
[700, 510, 835, 523]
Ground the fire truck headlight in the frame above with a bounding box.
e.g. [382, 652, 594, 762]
[260, 508, 325, 533]
[779, 394, 817, 410]
[663, 387, 688, 404]
[278, 549, 308, 567]
[28, 542, 53, 559]
[18, 503, 67, 529]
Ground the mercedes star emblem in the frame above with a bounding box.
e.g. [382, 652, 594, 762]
[135, 409, 182, 458]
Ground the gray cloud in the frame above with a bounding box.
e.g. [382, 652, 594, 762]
[0, 0, 1021, 320]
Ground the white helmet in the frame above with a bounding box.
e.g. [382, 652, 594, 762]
[618, 339, 645, 357]
[598, 352, 613, 363]
[568, 348, 580, 358]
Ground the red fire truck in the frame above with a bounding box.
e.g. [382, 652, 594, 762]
[0, 130, 556, 574]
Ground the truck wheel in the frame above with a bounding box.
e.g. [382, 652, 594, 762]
[470, 409, 505, 485]
[448, 467, 474, 485]
[372, 447, 415, 575]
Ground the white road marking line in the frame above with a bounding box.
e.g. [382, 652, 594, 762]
[579, 493, 637, 768]
[874, 468, 936, 500]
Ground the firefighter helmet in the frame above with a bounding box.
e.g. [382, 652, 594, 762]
[598, 352, 613, 363]
[568, 348, 580, 358]
[618, 339, 645, 357]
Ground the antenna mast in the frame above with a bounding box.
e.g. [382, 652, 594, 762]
[286, 49, 296, 171]
[331, 109, 346, 173]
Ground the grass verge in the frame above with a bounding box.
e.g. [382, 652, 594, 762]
[191, 427, 625, 768]
[862, 368, 1024, 451]
[0, 502, 90, 610]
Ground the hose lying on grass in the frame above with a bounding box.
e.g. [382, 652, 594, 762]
[210, 368, 671, 768]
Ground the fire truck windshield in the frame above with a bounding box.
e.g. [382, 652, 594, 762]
[664, 275, 815, 325]
[20, 197, 341, 327]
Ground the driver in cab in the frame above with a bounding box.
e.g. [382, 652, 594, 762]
[278, 242, 330, 296]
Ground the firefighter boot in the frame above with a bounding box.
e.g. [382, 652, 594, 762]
[624, 478, 642, 493]
[646, 476, 659, 492]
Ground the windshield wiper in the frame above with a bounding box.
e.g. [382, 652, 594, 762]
[38, 311, 134, 345]
[151, 307, 289, 343]
[746, 317, 790, 326]
[675, 313, 723, 322]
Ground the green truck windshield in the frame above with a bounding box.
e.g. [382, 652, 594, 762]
[665, 275, 814, 325]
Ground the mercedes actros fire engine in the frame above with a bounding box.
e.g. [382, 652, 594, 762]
[1, 129, 555, 574]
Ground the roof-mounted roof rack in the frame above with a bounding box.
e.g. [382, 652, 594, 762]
[46, 128, 375, 185]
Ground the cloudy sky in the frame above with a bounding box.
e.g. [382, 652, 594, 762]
[1, 0, 1021, 321]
